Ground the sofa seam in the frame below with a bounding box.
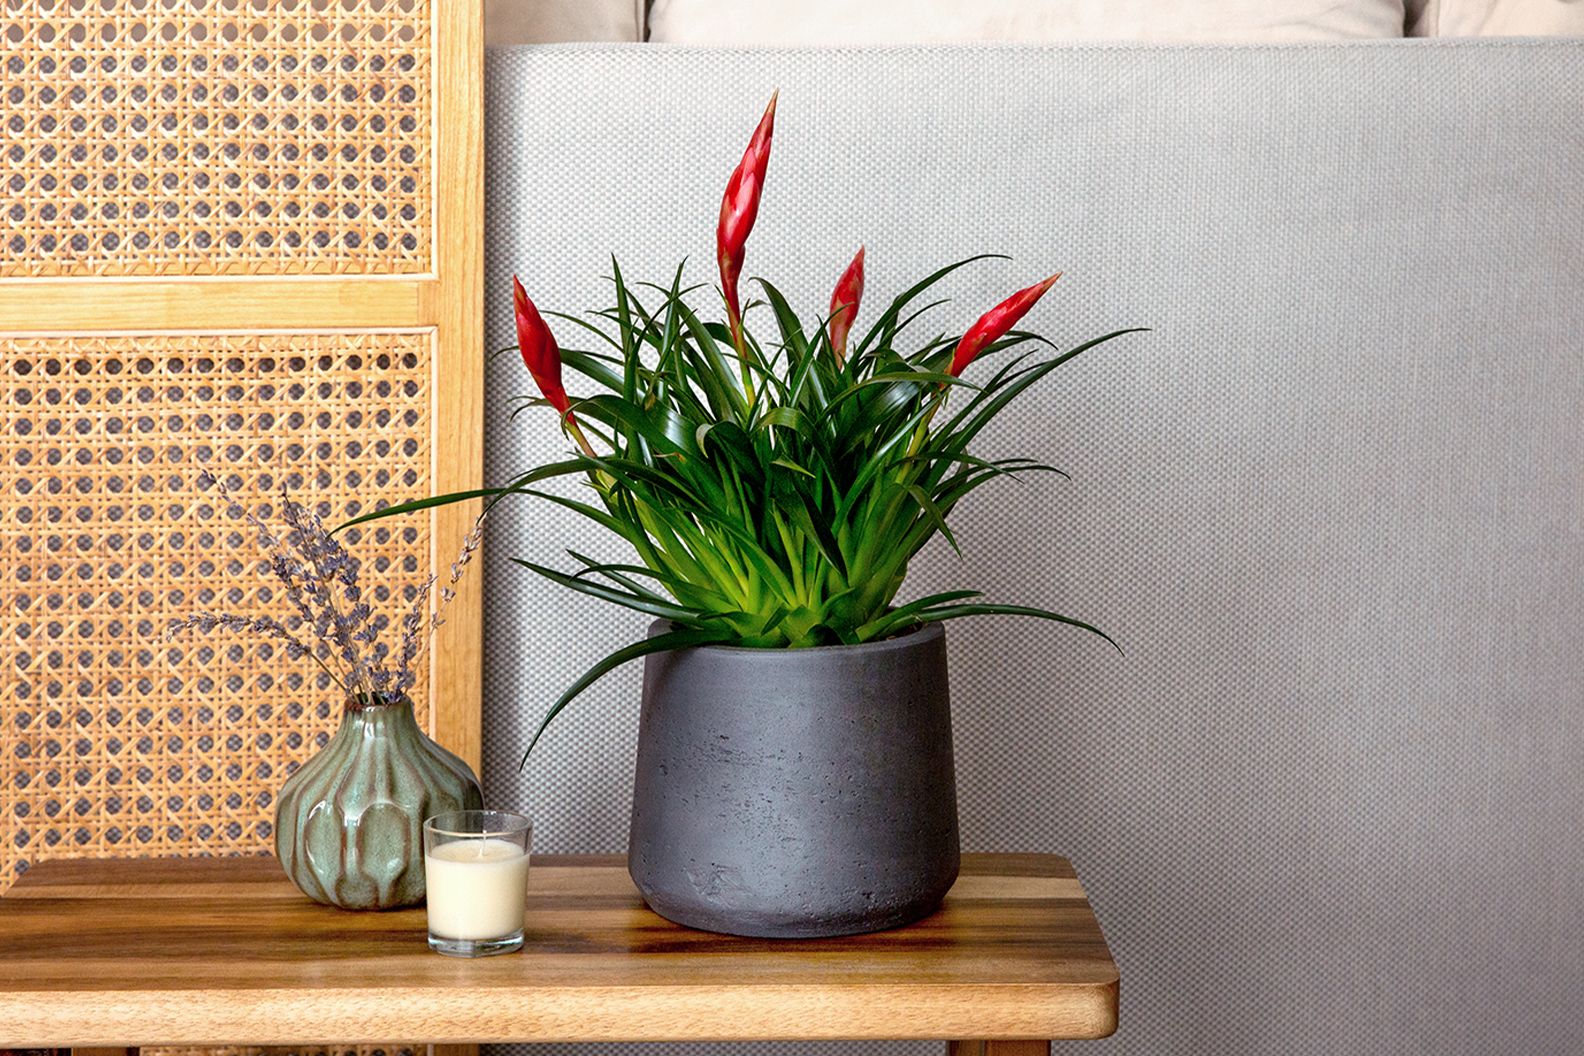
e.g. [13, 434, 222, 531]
[487, 37, 1584, 55]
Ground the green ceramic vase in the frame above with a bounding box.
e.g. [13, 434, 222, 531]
[274, 696, 482, 910]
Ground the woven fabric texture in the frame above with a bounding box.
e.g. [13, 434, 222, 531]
[483, 41, 1584, 1054]
[0, 0, 431, 276]
[0, 333, 434, 887]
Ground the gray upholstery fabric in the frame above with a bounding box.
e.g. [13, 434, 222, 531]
[482, 40, 1584, 1055]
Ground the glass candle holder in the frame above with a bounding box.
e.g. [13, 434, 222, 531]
[423, 809, 533, 957]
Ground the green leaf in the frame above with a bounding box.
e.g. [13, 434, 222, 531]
[643, 260, 690, 404]
[479, 459, 603, 518]
[855, 590, 982, 639]
[675, 298, 749, 419]
[577, 393, 697, 455]
[332, 458, 590, 533]
[331, 487, 501, 534]
[771, 457, 816, 479]
[520, 624, 738, 766]
[694, 420, 765, 488]
[757, 278, 809, 361]
[508, 488, 644, 549]
[770, 468, 847, 581]
[905, 483, 961, 558]
[851, 254, 1008, 362]
[908, 602, 1122, 653]
[758, 405, 813, 434]
[558, 347, 625, 391]
[611, 256, 640, 406]
[565, 550, 679, 597]
[511, 559, 712, 623]
[942, 329, 1148, 454]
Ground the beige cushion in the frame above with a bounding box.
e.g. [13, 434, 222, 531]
[648, 0, 1404, 44]
[1407, 0, 1584, 34]
[485, 0, 643, 44]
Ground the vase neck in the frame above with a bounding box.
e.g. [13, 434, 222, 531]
[337, 696, 422, 739]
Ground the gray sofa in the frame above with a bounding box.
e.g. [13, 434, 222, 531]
[482, 40, 1584, 1055]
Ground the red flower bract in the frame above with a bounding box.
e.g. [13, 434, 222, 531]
[949, 273, 1062, 377]
[513, 275, 572, 419]
[717, 91, 778, 353]
[827, 245, 865, 366]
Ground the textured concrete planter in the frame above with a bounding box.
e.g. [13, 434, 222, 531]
[629, 620, 960, 938]
[274, 697, 482, 910]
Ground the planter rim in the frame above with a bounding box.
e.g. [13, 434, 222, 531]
[647, 617, 942, 657]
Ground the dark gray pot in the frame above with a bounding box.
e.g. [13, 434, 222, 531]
[629, 620, 960, 938]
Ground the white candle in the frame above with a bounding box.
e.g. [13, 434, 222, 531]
[424, 837, 530, 941]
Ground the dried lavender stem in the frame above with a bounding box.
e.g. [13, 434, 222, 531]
[164, 612, 347, 695]
[406, 513, 486, 675]
[202, 471, 358, 691]
[280, 490, 367, 698]
[168, 474, 479, 711]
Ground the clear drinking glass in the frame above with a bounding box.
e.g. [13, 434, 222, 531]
[422, 809, 533, 956]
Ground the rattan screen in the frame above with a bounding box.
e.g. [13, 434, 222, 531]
[0, 332, 433, 884]
[0, 0, 484, 917]
[1, 0, 432, 277]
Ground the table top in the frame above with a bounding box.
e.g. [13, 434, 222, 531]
[0, 852, 1117, 1046]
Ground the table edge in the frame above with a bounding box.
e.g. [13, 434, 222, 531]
[0, 978, 1119, 1045]
[7, 851, 1079, 892]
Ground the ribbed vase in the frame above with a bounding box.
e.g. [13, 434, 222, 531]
[274, 696, 482, 910]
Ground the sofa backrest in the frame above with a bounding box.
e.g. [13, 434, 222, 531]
[484, 40, 1584, 1056]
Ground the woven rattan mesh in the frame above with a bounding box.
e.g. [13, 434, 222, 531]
[0, 331, 436, 891]
[0, 0, 432, 276]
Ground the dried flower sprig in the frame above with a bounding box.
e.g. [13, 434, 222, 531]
[164, 472, 482, 709]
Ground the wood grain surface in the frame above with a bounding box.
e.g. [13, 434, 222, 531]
[0, 854, 1117, 1046]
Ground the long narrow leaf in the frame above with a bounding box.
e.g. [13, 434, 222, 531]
[909, 602, 1121, 653]
[520, 624, 737, 765]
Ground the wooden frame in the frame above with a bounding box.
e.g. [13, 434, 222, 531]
[428, 0, 487, 774]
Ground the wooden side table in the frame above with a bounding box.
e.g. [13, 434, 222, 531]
[0, 853, 1117, 1053]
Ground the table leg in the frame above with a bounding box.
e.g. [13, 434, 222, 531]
[948, 1042, 1051, 1056]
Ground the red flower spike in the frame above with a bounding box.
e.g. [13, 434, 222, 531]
[514, 277, 597, 457]
[827, 245, 865, 367]
[717, 91, 778, 353]
[949, 272, 1062, 377]
[513, 276, 571, 418]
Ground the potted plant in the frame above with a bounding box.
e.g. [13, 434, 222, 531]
[351, 94, 1139, 936]
[167, 474, 483, 910]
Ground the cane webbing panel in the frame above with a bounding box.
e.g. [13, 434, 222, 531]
[0, 331, 435, 889]
[0, 0, 432, 277]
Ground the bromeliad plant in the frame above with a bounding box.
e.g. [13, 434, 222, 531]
[347, 93, 1141, 751]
